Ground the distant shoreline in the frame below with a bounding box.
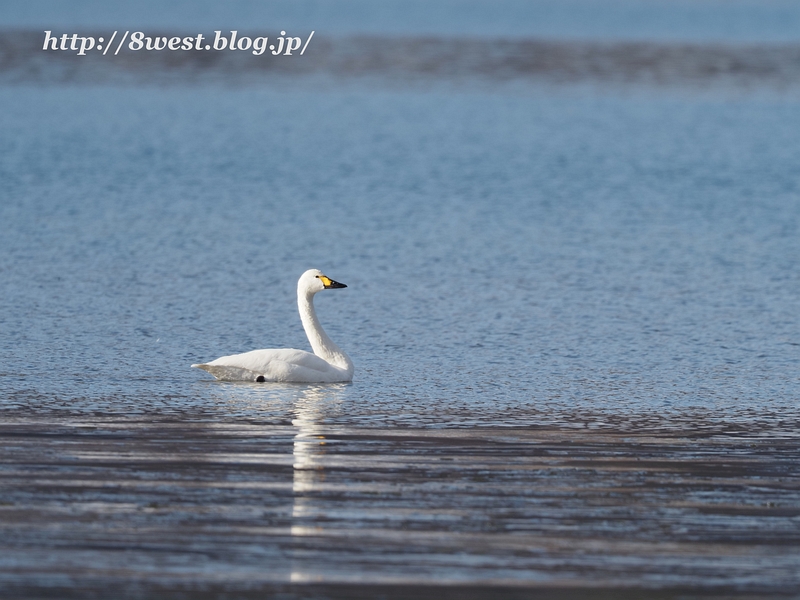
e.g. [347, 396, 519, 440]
[3, 30, 800, 89]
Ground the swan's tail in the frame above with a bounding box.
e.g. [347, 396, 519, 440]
[191, 363, 264, 382]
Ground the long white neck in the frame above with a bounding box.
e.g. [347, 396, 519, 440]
[298, 289, 354, 375]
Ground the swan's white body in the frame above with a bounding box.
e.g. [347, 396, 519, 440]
[192, 269, 354, 383]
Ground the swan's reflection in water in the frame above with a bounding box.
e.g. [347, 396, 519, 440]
[292, 386, 333, 521]
[211, 381, 347, 583]
[290, 384, 347, 583]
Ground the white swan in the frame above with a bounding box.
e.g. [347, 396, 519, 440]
[192, 269, 354, 383]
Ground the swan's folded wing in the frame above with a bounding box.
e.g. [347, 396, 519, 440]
[205, 349, 333, 372]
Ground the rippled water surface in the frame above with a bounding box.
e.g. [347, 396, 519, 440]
[2, 84, 799, 419]
[1, 2, 800, 597]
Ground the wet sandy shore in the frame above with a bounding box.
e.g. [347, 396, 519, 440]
[1, 413, 798, 599]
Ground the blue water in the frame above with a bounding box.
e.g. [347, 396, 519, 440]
[1, 84, 799, 429]
[4, 0, 800, 42]
[1, 1, 800, 595]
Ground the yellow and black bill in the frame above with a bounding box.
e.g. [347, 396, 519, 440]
[318, 275, 347, 289]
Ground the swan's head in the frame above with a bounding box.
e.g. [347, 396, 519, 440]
[299, 269, 347, 295]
